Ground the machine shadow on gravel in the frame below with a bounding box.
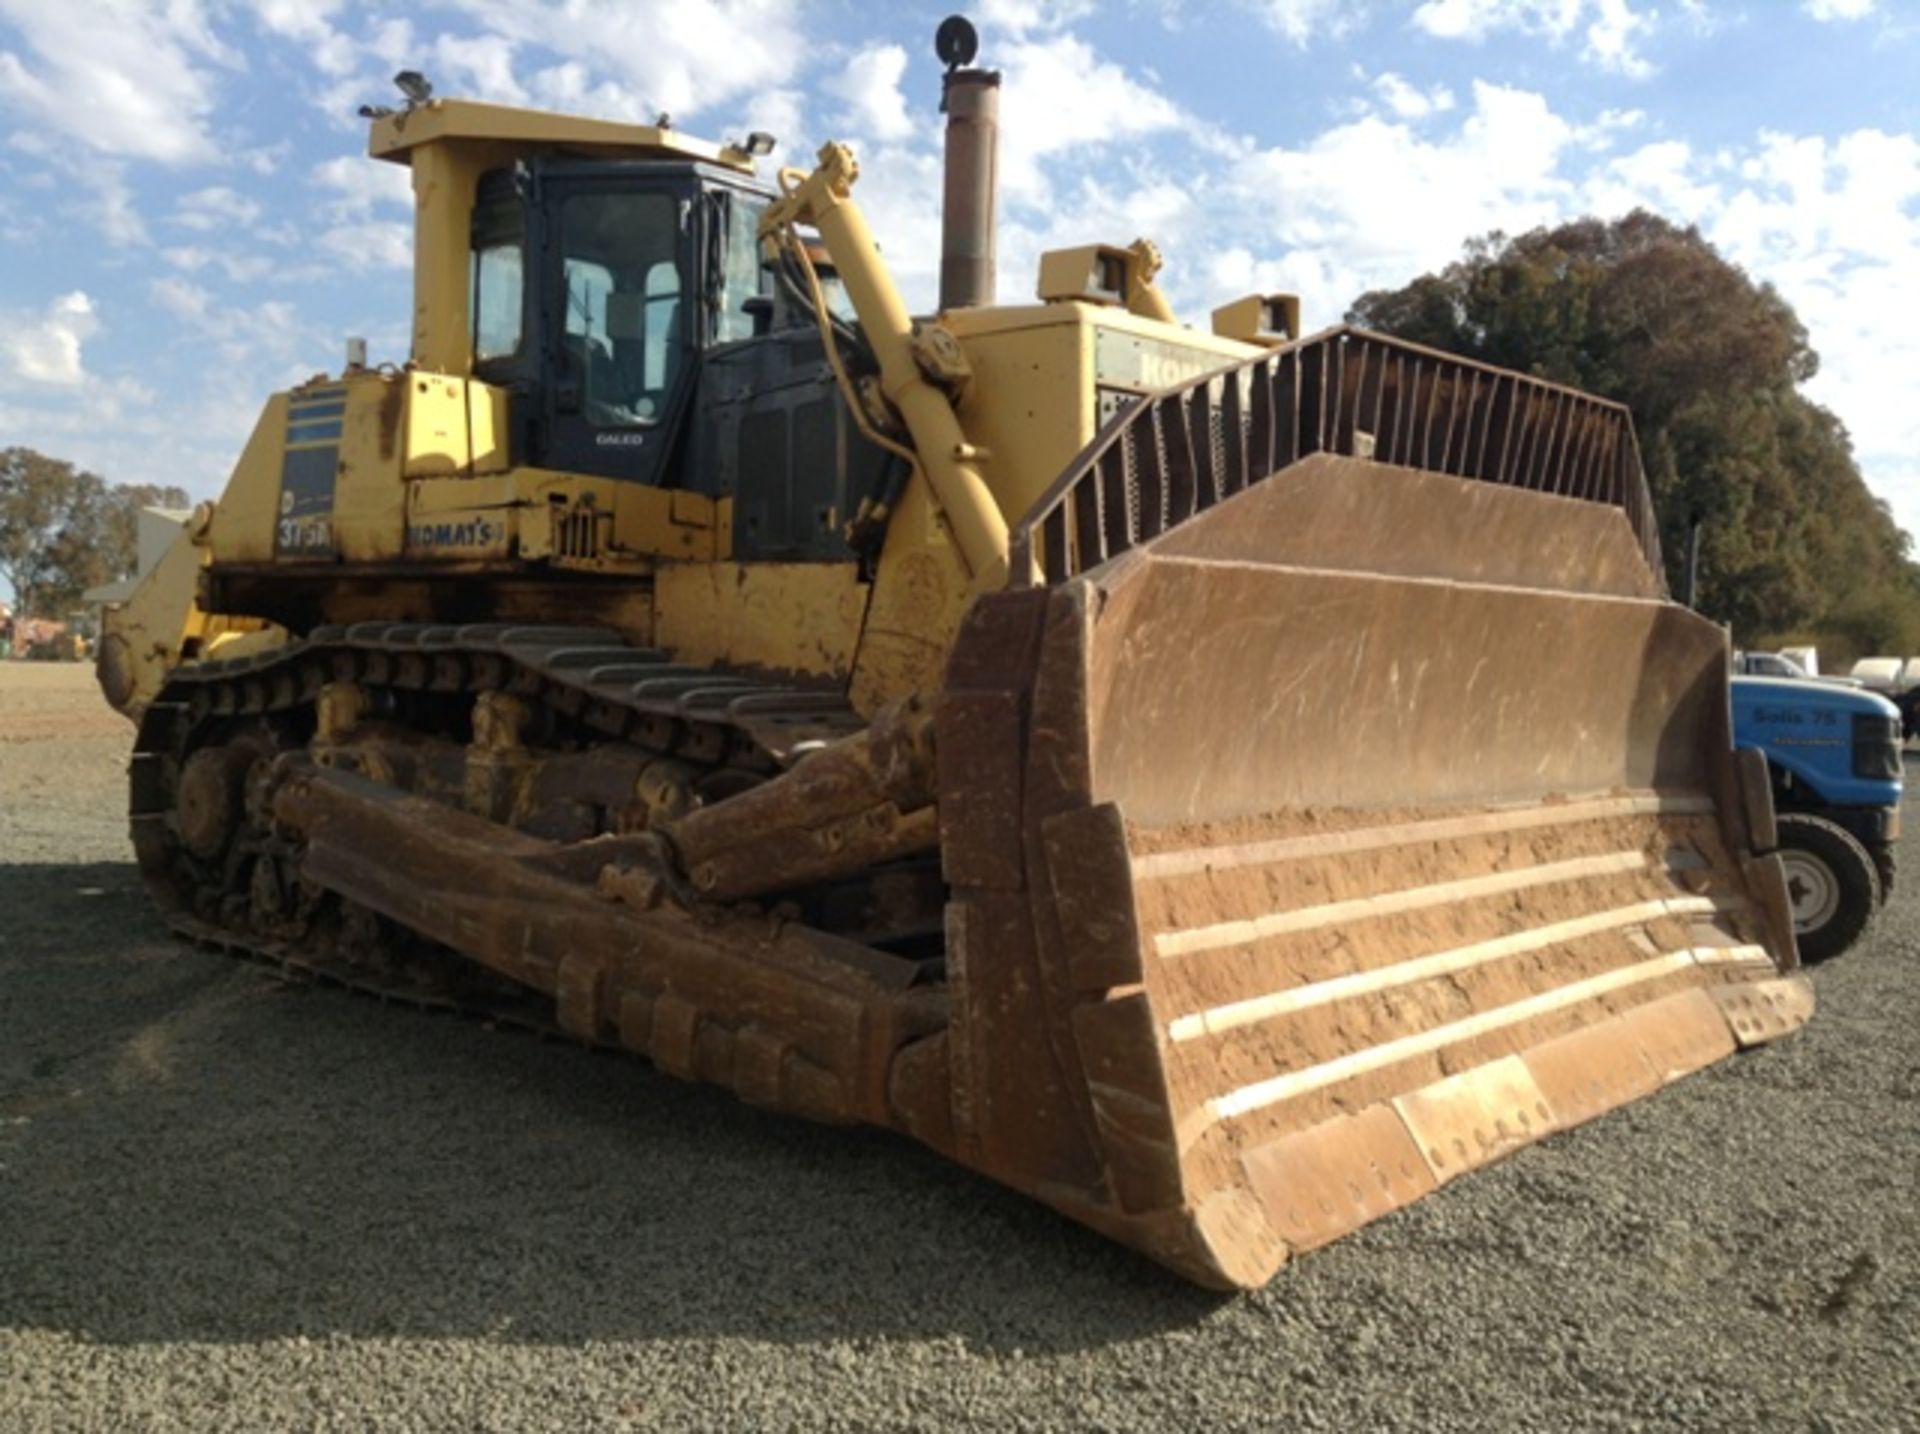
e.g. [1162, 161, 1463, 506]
[0, 861, 151, 932]
[0, 866, 1222, 1353]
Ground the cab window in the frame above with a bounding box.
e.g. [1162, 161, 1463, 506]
[559, 191, 684, 426]
[714, 195, 768, 345]
[471, 187, 524, 362]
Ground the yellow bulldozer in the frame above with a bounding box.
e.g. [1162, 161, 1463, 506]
[99, 21, 1812, 1289]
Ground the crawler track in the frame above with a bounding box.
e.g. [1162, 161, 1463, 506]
[129, 622, 869, 1021]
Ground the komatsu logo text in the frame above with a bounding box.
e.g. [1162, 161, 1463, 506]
[408, 518, 505, 550]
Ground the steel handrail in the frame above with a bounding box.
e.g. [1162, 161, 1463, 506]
[1009, 325, 1665, 591]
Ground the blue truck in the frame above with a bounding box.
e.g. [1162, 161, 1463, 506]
[1732, 675, 1903, 961]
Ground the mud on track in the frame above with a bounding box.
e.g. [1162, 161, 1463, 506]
[2, 662, 1916, 1431]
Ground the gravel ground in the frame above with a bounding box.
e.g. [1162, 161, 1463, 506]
[2, 661, 1916, 1432]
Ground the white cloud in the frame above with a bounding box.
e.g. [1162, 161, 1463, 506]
[162, 245, 275, 284]
[241, 0, 360, 83]
[1372, 72, 1456, 119]
[836, 146, 945, 299]
[364, 17, 418, 72]
[450, 0, 807, 123]
[173, 186, 264, 232]
[1001, 169, 1200, 299]
[1205, 86, 1920, 531]
[302, 152, 416, 273]
[1411, 0, 1580, 39]
[431, 32, 528, 105]
[76, 156, 149, 246]
[976, 0, 1098, 36]
[315, 220, 413, 272]
[6, 129, 149, 246]
[997, 34, 1186, 201]
[1683, 128, 1920, 482]
[1159, 75, 1920, 529]
[313, 154, 415, 219]
[266, 9, 417, 126]
[144, 283, 336, 392]
[1582, 106, 1647, 146]
[0, 381, 222, 496]
[1258, 0, 1370, 46]
[1582, 0, 1654, 77]
[1583, 138, 1720, 220]
[1409, 0, 1658, 77]
[242, 0, 348, 43]
[1206, 81, 1576, 322]
[243, 141, 292, 176]
[1804, 0, 1874, 18]
[737, 86, 806, 164]
[825, 44, 913, 143]
[525, 60, 628, 118]
[150, 276, 215, 325]
[0, 291, 98, 387]
[0, 283, 311, 497]
[0, 0, 231, 163]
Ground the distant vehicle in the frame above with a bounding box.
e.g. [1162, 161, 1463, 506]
[10, 616, 82, 661]
[1733, 651, 1862, 689]
[1735, 651, 1810, 679]
[1848, 656, 1905, 692]
[1846, 656, 1920, 735]
[1733, 675, 1902, 960]
[1779, 645, 1822, 676]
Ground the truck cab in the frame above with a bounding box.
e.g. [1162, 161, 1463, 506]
[1732, 675, 1903, 959]
[1733, 651, 1810, 680]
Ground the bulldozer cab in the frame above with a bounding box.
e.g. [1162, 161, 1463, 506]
[453, 143, 894, 567]
[469, 159, 774, 485]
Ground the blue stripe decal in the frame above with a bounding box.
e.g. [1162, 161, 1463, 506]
[287, 419, 344, 443]
[288, 400, 347, 420]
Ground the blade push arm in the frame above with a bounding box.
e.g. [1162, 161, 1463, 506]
[761, 143, 1009, 587]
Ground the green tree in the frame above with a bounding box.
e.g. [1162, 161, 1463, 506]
[0, 448, 189, 617]
[1347, 212, 1920, 656]
[101, 480, 193, 584]
[0, 447, 106, 618]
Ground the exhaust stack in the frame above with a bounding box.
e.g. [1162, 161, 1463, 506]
[936, 17, 1000, 311]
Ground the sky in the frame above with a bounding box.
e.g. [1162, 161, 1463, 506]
[2, 0, 1918, 542]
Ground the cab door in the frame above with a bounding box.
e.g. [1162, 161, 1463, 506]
[535, 178, 697, 484]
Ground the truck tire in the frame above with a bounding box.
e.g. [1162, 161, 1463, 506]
[1774, 812, 1880, 963]
[1872, 843, 1896, 906]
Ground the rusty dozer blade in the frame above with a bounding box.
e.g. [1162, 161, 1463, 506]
[267, 330, 1810, 1291]
[931, 329, 1810, 1288]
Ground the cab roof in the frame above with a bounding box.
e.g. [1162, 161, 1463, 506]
[368, 97, 757, 174]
